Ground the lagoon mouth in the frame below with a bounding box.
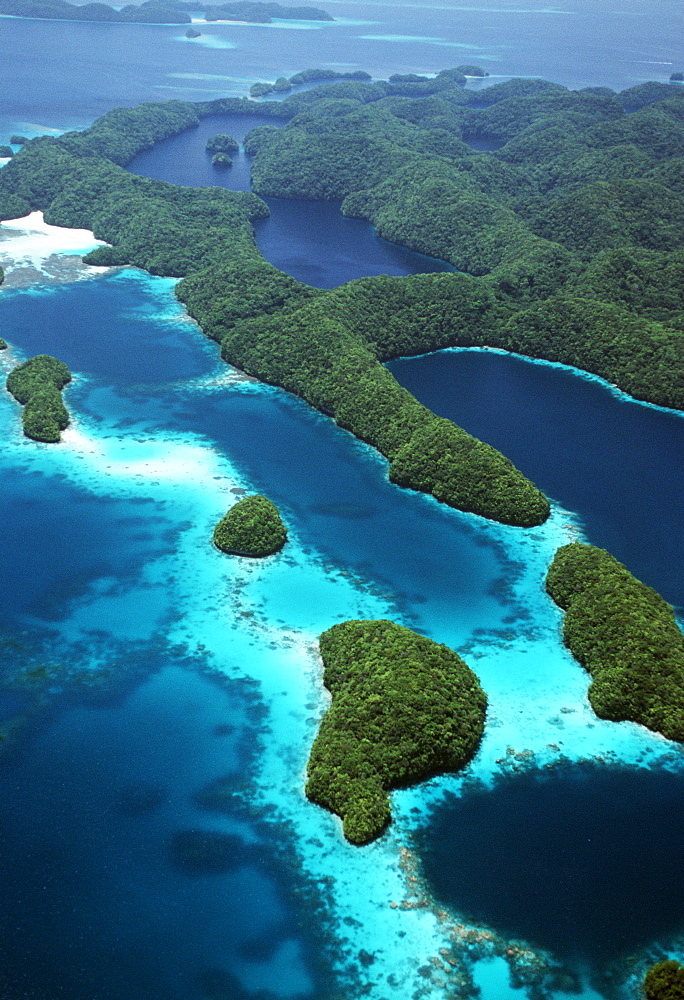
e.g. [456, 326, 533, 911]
[415, 762, 684, 966]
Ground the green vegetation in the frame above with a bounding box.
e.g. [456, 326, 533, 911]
[546, 543, 684, 743]
[10, 135, 28, 145]
[0, 146, 13, 158]
[644, 961, 684, 1000]
[0, 94, 550, 527]
[211, 152, 232, 168]
[6, 354, 72, 442]
[205, 134, 239, 153]
[0, 338, 7, 350]
[213, 494, 287, 556]
[0, 0, 333, 22]
[671, 72, 684, 83]
[2, 72, 682, 521]
[306, 619, 486, 844]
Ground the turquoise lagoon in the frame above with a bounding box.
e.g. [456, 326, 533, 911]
[1, 0, 684, 996]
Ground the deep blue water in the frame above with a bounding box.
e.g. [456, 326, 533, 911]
[0, 664, 324, 1000]
[417, 764, 684, 965]
[389, 351, 684, 609]
[128, 115, 456, 287]
[2, 3, 684, 997]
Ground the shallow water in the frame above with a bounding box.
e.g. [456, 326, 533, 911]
[1, 3, 684, 998]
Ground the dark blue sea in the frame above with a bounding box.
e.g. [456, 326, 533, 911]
[1, 3, 684, 999]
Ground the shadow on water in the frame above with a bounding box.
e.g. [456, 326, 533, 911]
[416, 763, 684, 967]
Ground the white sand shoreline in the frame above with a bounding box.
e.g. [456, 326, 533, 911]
[0, 210, 109, 280]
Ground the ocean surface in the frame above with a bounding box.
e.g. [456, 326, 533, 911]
[1, 3, 683, 1000]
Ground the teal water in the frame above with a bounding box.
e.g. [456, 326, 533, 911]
[2, 3, 684, 998]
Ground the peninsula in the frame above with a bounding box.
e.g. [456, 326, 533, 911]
[0, 69, 682, 525]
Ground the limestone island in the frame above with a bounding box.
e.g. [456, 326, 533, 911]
[211, 152, 232, 168]
[644, 960, 684, 1000]
[213, 494, 287, 556]
[6, 354, 72, 443]
[546, 542, 684, 742]
[185, 25, 201, 36]
[306, 619, 487, 844]
[206, 134, 240, 154]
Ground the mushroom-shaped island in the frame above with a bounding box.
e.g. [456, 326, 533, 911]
[213, 494, 287, 557]
[306, 619, 487, 844]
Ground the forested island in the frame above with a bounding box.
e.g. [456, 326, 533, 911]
[644, 960, 684, 1000]
[213, 494, 287, 556]
[306, 619, 487, 844]
[0, 69, 682, 529]
[546, 543, 684, 743]
[6, 354, 71, 442]
[0, 0, 332, 23]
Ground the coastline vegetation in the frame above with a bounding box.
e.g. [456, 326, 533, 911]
[6, 354, 72, 442]
[306, 619, 487, 844]
[213, 494, 287, 556]
[546, 543, 684, 743]
[1, 69, 682, 519]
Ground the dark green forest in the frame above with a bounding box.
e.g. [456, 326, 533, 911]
[0, 70, 682, 523]
[546, 543, 684, 743]
[6, 354, 72, 442]
[213, 494, 287, 556]
[306, 619, 486, 844]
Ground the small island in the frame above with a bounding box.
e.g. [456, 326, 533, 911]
[211, 152, 232, 168]
[0, 338, 7, 350]
[185, 25, 201, 36]
[306, 619, 487, 844]
[206, 134, 239, 154]
[213, 494, 287, 556]
[6, 354, 72, 443]
[546, 543, 684, 742]
[0, 146, 13, 159]
[644, 960, 684, 999]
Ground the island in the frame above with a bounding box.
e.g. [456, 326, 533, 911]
[6, 354, 72, 442]
[0, 70, 682, 526]
[0, 146, 13, 159]
[211, 152, 232, 168]
[213, 494, 287, 556]
[546, 543, 684, 742]
[0, 0, 333, 23]
[0, 338, 7, 350]
[185, 25, 201, 36]
[306, 619, 487, 844]
[644, 960, 684, 1000]
[206, 134, 240, 153]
